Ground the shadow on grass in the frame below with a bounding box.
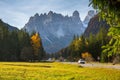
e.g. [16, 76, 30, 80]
[25, 60, 55, 63]
[38, 61, 55, 63]
[3, 64, 52, 68]
[78, 65, 84, 68]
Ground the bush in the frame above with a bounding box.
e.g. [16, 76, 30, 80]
[113, 55, 120, 65]
[81, 52, 94, 62]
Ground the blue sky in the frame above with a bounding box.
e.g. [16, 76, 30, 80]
[0, 0, 93, 29]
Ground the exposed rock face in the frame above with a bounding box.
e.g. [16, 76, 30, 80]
[83, 10, 96, 27]
[83, 15, 109, 37]
[23, 11, 84, 53]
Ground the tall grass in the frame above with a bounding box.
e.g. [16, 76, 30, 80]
[0, 62, 120, 80]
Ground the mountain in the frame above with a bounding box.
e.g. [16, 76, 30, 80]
[0, 19, 18, 31]
[83, 10, 96, 27]
[23, 11, 84, 53]
[83, 14, 109, 37]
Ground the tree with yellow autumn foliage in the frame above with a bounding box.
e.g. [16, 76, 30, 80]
[82, 52, 93, 62]
[31, 33, 45, 60]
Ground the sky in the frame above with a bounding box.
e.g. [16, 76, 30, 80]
[0, 0, 93, 29]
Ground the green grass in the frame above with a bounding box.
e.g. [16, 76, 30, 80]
[0, 62, 120, 80]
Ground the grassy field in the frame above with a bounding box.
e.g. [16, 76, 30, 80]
[0, 62, 120, 80]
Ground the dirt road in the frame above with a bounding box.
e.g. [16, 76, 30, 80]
[62, 62, 120, 69]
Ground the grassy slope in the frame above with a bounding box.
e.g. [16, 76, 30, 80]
[0, 62, 120, 80]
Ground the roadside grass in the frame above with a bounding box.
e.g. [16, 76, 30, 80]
[0, 62, 120, 80]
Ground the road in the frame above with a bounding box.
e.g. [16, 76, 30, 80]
[62, 62, 120, 69]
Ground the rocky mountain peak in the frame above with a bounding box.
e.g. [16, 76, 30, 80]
[34, 13, 39, 17]
[88, 10, 95, 16]
[48, 11, 54, 16]
[72, 10, 79, 17]
[72, 10, 81, 23]
[23, 11, 85, 53]
[83, 10, 96, 27]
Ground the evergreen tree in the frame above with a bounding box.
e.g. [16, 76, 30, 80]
[0, 19, 40, 61]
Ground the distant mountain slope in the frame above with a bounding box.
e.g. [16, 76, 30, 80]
[83, 15, 109, 37]
[0, 19, 18, 31]
[83, 10, 96, 27]
[23, 11, 85, 53]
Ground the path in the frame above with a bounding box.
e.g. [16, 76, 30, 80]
[62, 62, 120, 69]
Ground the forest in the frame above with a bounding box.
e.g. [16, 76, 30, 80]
[0, 20, 45, 61]
[0, 0, 120, 64]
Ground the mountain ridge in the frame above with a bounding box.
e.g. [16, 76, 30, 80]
[83, 14, 109, 37]
[23, 10, 95, 53]
[0, 19, 18, 31]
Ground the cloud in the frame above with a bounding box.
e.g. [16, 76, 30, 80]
[0, 0, 93, 29]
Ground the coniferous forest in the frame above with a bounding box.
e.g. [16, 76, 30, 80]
[0, 19, 45, 61]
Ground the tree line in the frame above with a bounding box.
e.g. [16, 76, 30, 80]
[0, 20, 45, 61]
[52, 0, 120, 63]
[53, 27, 110, 62]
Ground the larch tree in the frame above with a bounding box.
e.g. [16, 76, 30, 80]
[31, 33, 45, 60]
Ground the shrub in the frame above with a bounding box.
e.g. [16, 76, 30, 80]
[81, 52, 94, 62]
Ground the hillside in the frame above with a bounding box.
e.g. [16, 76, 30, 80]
[83, 15, 109, 37]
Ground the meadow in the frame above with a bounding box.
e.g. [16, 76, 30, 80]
[0, 62, 120, 80]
